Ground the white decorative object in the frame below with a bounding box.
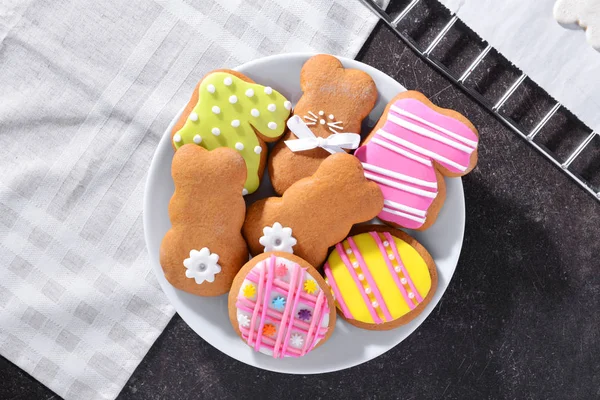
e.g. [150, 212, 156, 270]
[284, 116, 360, 154]
[554, 0, 600, 51]
[183, 248, 221, 284]
[258, 222, 297, 253]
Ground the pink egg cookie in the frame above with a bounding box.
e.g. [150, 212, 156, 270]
[228, 252, 336, 358]
[355, 91, 479, 230]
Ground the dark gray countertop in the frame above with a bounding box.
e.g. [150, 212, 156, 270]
[2, 17, 599, 400]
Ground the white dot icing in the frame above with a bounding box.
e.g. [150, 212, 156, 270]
[318, 110, 324, 115]
[193, 134, 202, 144]
[358, 274, 364, 281]
[284, 101, 292, 110]
[267, 122, 277, 130]
[189, 112, 198, 121]
[245, 88, 254, 97]
[346, 248, 352, 255]
[408, 292, 415, 299]
[242, 188, 248, 196]
[173, 133, 181, 143]
[329, 114, 334, 120]
[401, 278, 407, 285]
[231, 119, 240, 128]
[229, 95, 238, 104]
[212, 127, 220, 136]
[207, 84, 215, 93]
[251, 109, 260, 117]
[383, 241, 389, 247]
[212, 105, 220, 114]
[388, 254, 395, 260]
[254, 146, 262, 154]
[235, 142, 244, 151]
[267, 104, 276, 112]
[394, 266, 401, 272]
[319, 119, 326, 125]
[352, 261, 358, 268]
[224, 77, 232, 86]
[365, 287, 371, 294]
[264, 86, 273, 94]
[372, 301, 379, 308]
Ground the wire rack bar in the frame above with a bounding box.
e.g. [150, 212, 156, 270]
[458, 44, 492, 83]
[528, 103, 561, 140]
[492, 73, 527, 111]
[392, 0, 421, 26]
[359, 0, 600, 202]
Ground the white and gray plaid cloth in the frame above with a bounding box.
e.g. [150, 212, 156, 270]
[0, 0, 383, 398]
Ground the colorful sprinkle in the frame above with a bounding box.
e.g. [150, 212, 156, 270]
[289, 333, 304, 348]
[237, 314, 250, 327]
[304, 279, 318, 294]
[298, 309, 312, 322]
[242, 284, 256, 298]
[272, 296, 286, 310]
[275, 264, 288, 277]
[262, 324, 276, 337]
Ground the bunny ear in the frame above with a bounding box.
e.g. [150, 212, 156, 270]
[300, 54, 344, 91]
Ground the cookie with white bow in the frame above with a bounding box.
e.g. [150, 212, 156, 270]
[268, 54, 378, 195]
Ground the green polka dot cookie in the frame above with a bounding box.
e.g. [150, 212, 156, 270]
[171, 70, 292, 194]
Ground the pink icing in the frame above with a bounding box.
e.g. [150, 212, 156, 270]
[335, 243, 382, 323]
[355, 97, 478, 229]
[384, 232, 423, 302]
[323, 262, 353, 319]
[254, 255, 276, 352]
[347, 237, 392, 321]
[237, 256, 330, 358]
[369, 232, 415, 310]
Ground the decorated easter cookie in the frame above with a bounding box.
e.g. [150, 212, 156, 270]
[554, 0, 600, 51]
[355, 91, 478, 231]
[160, 144, 249, 296]
[323, 225, 437, 330]
[228, 252, 336, 358]
[171, 70, 292, 194]
[243, 153, 384, 267]
[268, 54, 378, 195]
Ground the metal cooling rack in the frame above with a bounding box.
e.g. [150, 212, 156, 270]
[359, 0, 600, 202]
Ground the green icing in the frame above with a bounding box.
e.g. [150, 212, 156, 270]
[173, 72, 291, 194]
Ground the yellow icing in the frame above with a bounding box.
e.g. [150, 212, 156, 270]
[353, 233, 411, 319]
[393, 235, 432, 302]
[327, 232, 432, 324]
[173, 72, 291, 193]
[328, 246, 374, 324]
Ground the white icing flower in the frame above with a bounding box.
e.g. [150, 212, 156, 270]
[237, 313, 250, 328]
[289, 333, 304, 348]
[259, 222, 297, 253]
[183, 248, 221, 284]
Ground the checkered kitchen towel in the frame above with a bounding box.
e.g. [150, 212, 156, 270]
[0, 0, 384, 399]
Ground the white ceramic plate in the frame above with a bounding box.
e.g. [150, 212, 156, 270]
[143, 53, 465, 374]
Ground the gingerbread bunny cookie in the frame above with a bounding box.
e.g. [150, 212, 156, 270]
[268, 54, 378, 195]
[171, 70, 292, 195]
[160, 144, 249, 296]
[355, 91, 479, 230]
[243, 153, 384, 267]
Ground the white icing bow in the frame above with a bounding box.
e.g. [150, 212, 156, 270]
[284, 116, 360, 154]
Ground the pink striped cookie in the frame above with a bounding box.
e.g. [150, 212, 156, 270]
[323, 225, 437, 331]
[355, 91, 479, 230]
[228, 252, 336, 358]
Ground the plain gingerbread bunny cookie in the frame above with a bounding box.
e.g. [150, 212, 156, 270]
[268, 54, 378, 195]
[160, 144, 249, 296]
